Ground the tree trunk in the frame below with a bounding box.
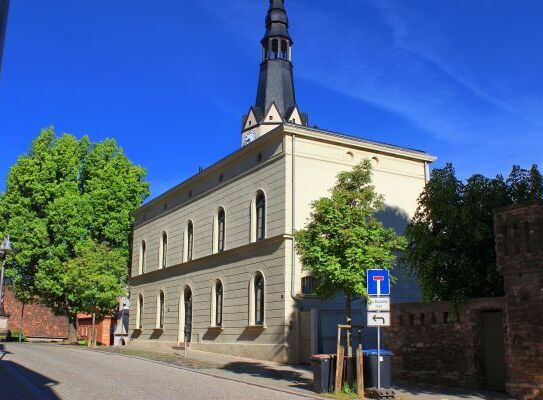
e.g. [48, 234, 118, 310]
[20, 304, 25, 343]
[67, 314, 78, 344]
[345, 293, 353, 357]
[92, 313, 96, 348]
[345, 293, 354, 385]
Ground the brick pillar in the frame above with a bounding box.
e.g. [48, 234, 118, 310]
[494, 201, 543, 400]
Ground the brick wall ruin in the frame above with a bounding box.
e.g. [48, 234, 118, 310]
[384, 201, 543, 400]
[494, 201, 543, 400]
[385, 297, 504, 389]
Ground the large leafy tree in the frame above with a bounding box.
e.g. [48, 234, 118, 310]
[0, 128, 149, 341]
[404, 163, 542, 303]
[295, 160, 406, 332]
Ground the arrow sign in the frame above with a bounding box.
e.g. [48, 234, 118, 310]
[367, 312, 391, 327]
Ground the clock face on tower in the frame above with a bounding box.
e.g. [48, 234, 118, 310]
[245, 131, 256, 145]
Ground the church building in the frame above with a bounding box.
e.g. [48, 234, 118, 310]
[128, 0, 436, 363]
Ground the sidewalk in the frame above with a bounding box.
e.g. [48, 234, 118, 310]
[94, 345, 513, 400]
[95, 345, 317, 398]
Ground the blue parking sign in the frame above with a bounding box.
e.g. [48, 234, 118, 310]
[367, 269, 390, 296]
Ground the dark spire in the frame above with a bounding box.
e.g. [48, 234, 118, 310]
[262, 0, 291, 43]
[249, 0, 307, 126]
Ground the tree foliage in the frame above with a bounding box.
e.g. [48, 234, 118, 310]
[0, 128, 149, 336]
[295, 160, 406, 318]
[404, 163, 543, 303]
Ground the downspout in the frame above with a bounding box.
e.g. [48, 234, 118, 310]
[424, 161, 430, 184]
[291, 133, 298, 301]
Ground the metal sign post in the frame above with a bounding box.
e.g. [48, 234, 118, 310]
[367, 269, 391, 392]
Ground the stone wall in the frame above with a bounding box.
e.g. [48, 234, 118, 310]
[494, 201, 543, 400]
[385, 297, 504, 389]
[4, 287, 69, 339]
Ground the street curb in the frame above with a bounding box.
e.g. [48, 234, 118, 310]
[72, 345, 324, 400]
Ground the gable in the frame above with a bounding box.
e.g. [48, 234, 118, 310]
[286, 107, 302, 125]
[264, 103, 283, 124]
[243, 108, 259, 130]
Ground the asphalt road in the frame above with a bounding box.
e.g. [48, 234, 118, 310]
[0, 343, 312, 400]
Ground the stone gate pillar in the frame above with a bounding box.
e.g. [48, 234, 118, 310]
[494, 201, 543, 400]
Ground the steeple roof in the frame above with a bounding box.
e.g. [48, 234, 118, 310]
[263, 0, 291, 43]
[241, 0, 308, 140]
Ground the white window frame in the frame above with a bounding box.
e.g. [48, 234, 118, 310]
[210, 279, 224, 327]
[250, 190, 267, 243]
[248, 271, 266, 326]
[156, 290, 165, 329]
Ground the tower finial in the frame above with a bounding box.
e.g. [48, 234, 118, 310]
[240, 0, 308, 146]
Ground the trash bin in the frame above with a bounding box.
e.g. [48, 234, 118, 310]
[311, 354, 334, 393]
[362, 349, 393, 389]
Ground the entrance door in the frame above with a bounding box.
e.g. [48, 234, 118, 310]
[482, 311, 506, 391]
[184, 287, 192, 343]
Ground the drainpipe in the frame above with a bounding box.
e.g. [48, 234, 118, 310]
[291, 133, 298, 301]
[424, 161, 430, 184]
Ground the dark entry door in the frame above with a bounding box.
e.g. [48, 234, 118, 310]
[184, 288, 192, 343]
[482, 311, 506, 392]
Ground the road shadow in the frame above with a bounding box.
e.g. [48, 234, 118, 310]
[221, 361, 314, 391]
[0, 359, 60, 399]
[395, 383, 513, 400]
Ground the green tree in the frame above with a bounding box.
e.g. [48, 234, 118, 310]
[404, 163, 542, 303]
[295, 160, 406, 343]
[0, 128, 149, 341]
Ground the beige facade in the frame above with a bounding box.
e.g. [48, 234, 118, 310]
[128, 124, 436, 363]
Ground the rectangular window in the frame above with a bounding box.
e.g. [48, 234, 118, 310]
[301, 276, 315, 294]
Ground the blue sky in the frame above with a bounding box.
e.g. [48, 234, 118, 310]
[1, 0, 542, 199]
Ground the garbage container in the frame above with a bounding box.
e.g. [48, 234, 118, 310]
[362, 349, 393, 389]
[311, 354, 334, 393]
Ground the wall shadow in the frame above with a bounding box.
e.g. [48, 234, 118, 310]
[236, 327, 265, 342]
[149, 329, 163, 340]
[130, 329, 142, 339]
[0, 359, 60, 399]
[202, 328, 222, 341]
[221, 361, 314, 392]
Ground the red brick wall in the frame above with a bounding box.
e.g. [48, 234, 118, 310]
[4, 288, 69, 339]
[494, 202, 543, 400]
[385, 297, 504, 389]
[78, 315, 113, 346]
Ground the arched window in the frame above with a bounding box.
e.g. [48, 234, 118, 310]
[271, 39, 279, 59]
[160, 232, 168, 269]
[218, 208, 226, 253]
[280, 40, 288, 59]
[215, 280, 223, 327]
[139, 241, 146, 275]
[157, 291, 165, 329]
[254, 273, 265, 325]
[187, 222, 194, 261]
[256, 191, 266, 241]
[137, 294, 144, 329]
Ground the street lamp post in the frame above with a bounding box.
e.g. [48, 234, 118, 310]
[0, 235, 13, 341]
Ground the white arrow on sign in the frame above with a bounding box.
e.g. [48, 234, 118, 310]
[367, 312, 391, 327]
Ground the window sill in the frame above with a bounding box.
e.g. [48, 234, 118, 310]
[245, 325, 267, 330]
[207, 326, 224, 331]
